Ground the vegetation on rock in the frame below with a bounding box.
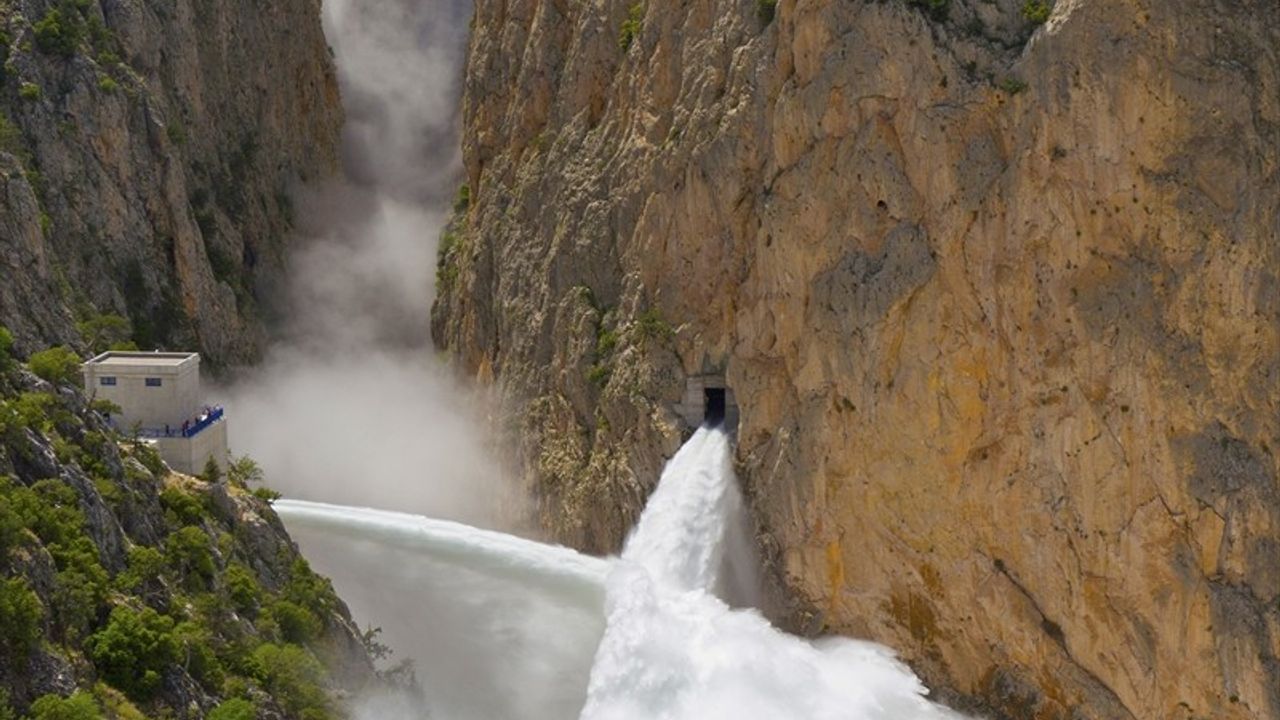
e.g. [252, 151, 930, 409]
[0, 330, 377, 718]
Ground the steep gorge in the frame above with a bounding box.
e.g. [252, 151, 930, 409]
[433, 1, 1280, 718]
[0, 0, 342, 366]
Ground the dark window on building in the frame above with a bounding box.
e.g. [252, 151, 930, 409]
[145, 378, 162, 387]
[100, 377, 117, 386]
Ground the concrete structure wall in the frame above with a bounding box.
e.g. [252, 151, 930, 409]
[154, 420, 228, 475]
[82, 352, 202, 430]
[674, 375, 739, 434]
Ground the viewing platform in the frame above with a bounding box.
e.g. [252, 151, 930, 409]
[82, 351, 228, 475]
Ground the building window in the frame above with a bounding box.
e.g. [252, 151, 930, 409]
[145, 378, 162, 387]
[100, 377, 117, 386]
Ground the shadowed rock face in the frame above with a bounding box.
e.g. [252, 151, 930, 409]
[0, 0, 342, 367]
[434, 0, 1279, 717]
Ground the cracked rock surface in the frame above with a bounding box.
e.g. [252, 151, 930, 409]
[0, 0, 342, 366]
[434, 0, 1279, 717]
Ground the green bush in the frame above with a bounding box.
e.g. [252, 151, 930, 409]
[282, 558, 337, 620]
[224, 563, 261, 615]
[173, 620, 224, 690]
[0, 688, 15, 720]
[19, 82, 42, 101]
[907, 0, 949, 21]
[160, 486, 206, 525]
[76, 314, 132, 355]
[756, 0, 777, 24]
[226, 455, 264, 489]
[51, 563, 108, 641]
[165, 525, 216, 586]
[1023, 0, 1052, 23]
[635, 308, 674, 341]
[0, 577, 43, 663]
[86, 605, 178, 701]
[28, 346, 81, 386]
[618, 3, 643, 50]
[0, 118, 22, 159]
[114, 545, 164, 593]
[27, 692, 103, 720]
[268, 601, 321, 645]
[33, 9, 84, 58]
[201, 456, 223, 483]
[251, 644, 330, 718]
[452, 183, 470, 214]
[207, 699, 256, 720]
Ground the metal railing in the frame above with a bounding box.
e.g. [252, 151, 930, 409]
[131, 407, 224, 439]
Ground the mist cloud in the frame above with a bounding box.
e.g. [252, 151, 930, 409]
[215, 0, 510, 705]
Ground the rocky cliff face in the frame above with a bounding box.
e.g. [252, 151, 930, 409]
[434, 0, 1280, 717]
[0, 0, 341, 366]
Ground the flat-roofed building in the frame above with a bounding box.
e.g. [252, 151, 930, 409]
[81, 351, 228, 475]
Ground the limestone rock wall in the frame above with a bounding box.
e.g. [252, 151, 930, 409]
[434, 0, 1280, 717]
[0, 0, 342, 366]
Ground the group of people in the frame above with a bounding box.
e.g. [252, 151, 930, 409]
[162, 406, 222, 438]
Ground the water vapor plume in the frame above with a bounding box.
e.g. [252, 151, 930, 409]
[222, 0, 497, 523]
[218, 0, 512, 708]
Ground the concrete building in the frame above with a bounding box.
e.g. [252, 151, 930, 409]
[81, 351, 228, 475]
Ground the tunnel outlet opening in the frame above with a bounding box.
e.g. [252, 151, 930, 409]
[675, 374, 738, 435]
[705, 388, 726, 426]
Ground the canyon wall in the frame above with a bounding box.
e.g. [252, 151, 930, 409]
[434, 0, 1280, 717]
[0, 0, 342, 366]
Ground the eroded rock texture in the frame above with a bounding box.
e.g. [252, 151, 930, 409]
[434, 0, 1279, 717]
[0, 0, 342, 365]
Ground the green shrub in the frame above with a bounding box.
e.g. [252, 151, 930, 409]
[33, 9, 84, 58]
[207, 699, 256, 720]
[0, 577, 43, 663]
[115, 545, 164, 593]
[224, 563, 261, 614]
[201, 456, 223, 483]
[28, 692, 103, 720]
[251, 644, 330, 718]
[0, 688, 15, 720]
[160, 486, 206, 525]
[86, 605, 178, 701]
[165, 525, 216, 585]
[268, 600, 321, 645]
[0, 118, 22, 159]
[452, 183, 470, 214]
[18, 83, 41, 101]
[76, 314, 132, 355]
[283, 558, 337, 620]
[587, 363, 610, 387]
[51, 563, 108, 641]
[89, 685, 144, 720]
[226, 455, 264, 489]
[28, 346, 81, 386]
[1023, 0, 1052, 23]
[251, 487, 281, 503]
[635, 308, 674, 341]
[595, 328, 618, 358]
[756, 0, 777, 24]
[618, 3, 643, 51]
[999, 76, 1028, 95]
[907, 0, 949, 21]
[173, 620, 224, 690]
[96, 75, 119, 93]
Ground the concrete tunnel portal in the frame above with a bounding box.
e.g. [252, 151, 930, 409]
[675, 375, 738, 434]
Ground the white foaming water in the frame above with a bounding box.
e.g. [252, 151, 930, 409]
[277, 500, 608, 719]
[582, 427, 965, 720]
[277, 427, 965, 720]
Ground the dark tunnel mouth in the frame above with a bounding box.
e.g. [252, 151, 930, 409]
[704, 387, 726, 426]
